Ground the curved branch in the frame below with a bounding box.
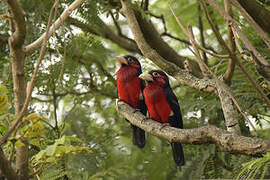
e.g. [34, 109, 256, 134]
[116, 100, 270, 156]
[24, 0, 84, 54]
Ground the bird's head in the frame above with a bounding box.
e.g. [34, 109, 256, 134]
[116, 55, 141, 70]
[139, 70, 170, 88]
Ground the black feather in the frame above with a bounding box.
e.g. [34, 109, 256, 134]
[165, 85, 185, 166]
[132, 79, 147, 148]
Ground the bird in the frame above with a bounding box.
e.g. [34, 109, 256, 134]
[139, 70, 185, 166]
[116, 55, 146, 149]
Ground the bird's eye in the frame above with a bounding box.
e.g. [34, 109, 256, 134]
[127, 57, 133, 63]
[152, 72, 159, 77]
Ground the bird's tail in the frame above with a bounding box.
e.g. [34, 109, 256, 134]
[171, 142, 185, 166]
[131, 124, 145, 149]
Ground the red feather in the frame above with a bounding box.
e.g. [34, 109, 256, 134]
[143, 83, 172, 123]
[117, 65, 141, 108]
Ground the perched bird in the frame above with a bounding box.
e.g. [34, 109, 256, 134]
[139, 70, 185, 166]
[116, 55, 146, 149]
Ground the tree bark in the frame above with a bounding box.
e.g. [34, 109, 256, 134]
[116, 100, 270, 156]
[6, 0, 28, 179]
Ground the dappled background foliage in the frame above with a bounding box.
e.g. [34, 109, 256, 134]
[1, 0, 270, 179]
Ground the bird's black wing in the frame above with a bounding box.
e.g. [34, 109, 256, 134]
[164, 87, 183, 128]
[164, 86, 185, 166]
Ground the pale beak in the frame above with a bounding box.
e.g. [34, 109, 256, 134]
[116, 56, 128, 65]
[139, 73, 153, 82]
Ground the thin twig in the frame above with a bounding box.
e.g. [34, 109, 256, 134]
[169, 4, 210, 76]
[223, 0, 236, 85]
[148, 12, 167, 33]
[197, 3, 208, 64]
[232, 27, 253, 62]
[110, 11, 122, 36]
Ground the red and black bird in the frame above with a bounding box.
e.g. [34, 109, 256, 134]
[116, 55, 146, 149]
[139, 70, 185, 166]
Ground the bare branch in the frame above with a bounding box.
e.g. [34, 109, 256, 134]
[24, 0, 85, 54]
[197, 3, 208, 64]
[169, 5, 209, 76]
[116, 100, 270, 156]
[223, 0, 236, 85]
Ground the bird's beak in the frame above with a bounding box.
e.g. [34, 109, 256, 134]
[139, 73, 153, 82]
[116, 56, 128, 65]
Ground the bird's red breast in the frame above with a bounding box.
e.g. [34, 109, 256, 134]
[117, 66, 142, 109]
[143, 83, 172, 124]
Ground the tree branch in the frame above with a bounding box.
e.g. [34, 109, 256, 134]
[197, 3, 208, 64]
[66, 16, 140, 54]
[116, 100, 270, 156]
[24, 0, 85, 54]
[223, 0, 236, 85]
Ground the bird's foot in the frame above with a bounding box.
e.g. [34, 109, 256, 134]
[140, 117, 151, 123]
[115, 99, 125, 110]
[132, 108, 141, 113]
[159, 123, 170, 131]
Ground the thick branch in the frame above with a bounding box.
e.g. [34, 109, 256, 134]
[24, 0, 84, 54]
[116, 100, 270, 156]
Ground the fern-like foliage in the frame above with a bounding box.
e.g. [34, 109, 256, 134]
[237, 153, 270, 179]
